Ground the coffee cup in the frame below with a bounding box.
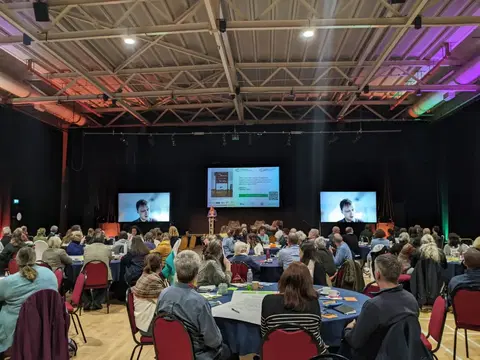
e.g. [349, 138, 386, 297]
[252, 281, 260, 290]
[328, 290, 340, 298]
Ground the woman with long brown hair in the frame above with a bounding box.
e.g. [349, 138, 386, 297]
[197, 239, 232, 286]
[0, 228, 26, 276]
[261, 262, 327, 354]
[121, 235, 150, 285]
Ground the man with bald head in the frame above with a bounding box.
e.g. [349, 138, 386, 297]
[331, 233, 353, 268]
[449, 247, 480, 296]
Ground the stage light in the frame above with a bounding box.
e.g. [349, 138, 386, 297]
[414, 15, 422, 30]
[102, 94, 109, 102]
[171, 134, 176, 147]
[124, 36, 136, 45]
[111, 98, 117, 106]
[120, 134, 128, 147]
[33, 1, 49, 22]
[302, 29, 315, 38]
[222, 133, 227, 147]
[218, 19, 227, 33]
[415, 89, 422, 97]
[22, 34, 32, 46]
[390, 0, 406, 3]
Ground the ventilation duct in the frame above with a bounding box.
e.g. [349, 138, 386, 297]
[0, 71, 87, 126]
[408, 55, 480, 118]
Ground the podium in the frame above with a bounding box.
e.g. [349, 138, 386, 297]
[207, 207, 217, 235]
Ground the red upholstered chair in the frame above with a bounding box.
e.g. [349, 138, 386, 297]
[126, 289, 153, 360]
[311, 355, 349, 360]
[152, 313, 195, 360]
[8, 258, 19, 275]
[82, 260, 110, 314]
[363, 281, 381, 298]
[262, 326, 321, 360]
[35, 260, 52, 270]
[420, 295, 447, 359]
[452, 288, 480, 359]
[67, 273, 87, 343]
[54, 268, 63, 291]
[231, 262, 249, 283]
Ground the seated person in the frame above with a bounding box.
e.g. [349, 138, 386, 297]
[261, 262, 327, 355]
[33, 227, 47, 243]
[143, 232, 156, 251]
[390, 232, 410, 256]
[0, 247, 58, 354]
[300, 241, 327, 286]
[278, 233, 300, 270]
[112, 231, 130, 255]
[82, 234, 112, 310]
[132, 253, 169, 336]
[258, 226, 269, 245]
[411, 234, 447, 270]
[444, 233, 469, 256]
[342, 227, 360, 256]
[0, 228, 26, 276]
[368, 229, 390, 261]
[66, 231, 85, 256]
[42, 236, 72, 270]
[331, 233, 353, 268]
[198, 240, 232, 286]
[161, 239, 181, 284]
[247, 233, 264, 256]
[229, 241, 261, 280]
[340, 254, 419, 359]
[313, 237, 337, 277]
[151, 233, 172, 265]
[121, 236, 151, 285]
[222, 229, 236, 256]
[448, 247, 480, 297]
[156, 250, 232, 360]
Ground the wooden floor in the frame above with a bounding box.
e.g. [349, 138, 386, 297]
[71, 304, 480, 360]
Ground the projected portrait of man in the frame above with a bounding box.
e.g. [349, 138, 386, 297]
[134, 199, 154, 222]
[338, 198, 361, 223]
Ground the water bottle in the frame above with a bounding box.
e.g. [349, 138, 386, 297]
[246, 269, 253, 290]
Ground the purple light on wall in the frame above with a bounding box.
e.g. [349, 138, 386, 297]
[453, 60, 480, 84]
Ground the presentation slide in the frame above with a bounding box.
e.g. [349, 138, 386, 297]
[118, 193, 170, 222]
[320, 191, 377, 223]
[207, 167, 280, 208]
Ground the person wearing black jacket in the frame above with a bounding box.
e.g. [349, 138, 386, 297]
[121, 236, 150, 285]
[0, 229, 26, 276]
[313, 237, 337, 277]
[1, 226, 12, 248]
[300, 241, 327, 285]
[359, 225, 373, 243]
[340, 254, 419, 359]
[343, 227, 360, 256]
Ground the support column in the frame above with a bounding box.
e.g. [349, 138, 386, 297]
[59, 128, 69, 233]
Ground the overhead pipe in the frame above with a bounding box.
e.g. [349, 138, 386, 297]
[0, 70, 87, 125]
[408, 55, 480, 118]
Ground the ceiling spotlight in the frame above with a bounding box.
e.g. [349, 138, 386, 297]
[120, 134, 128, 147]
[302, 29, 315, 38]
[124, 36, 136, 45]
[415, 89, 422, 97]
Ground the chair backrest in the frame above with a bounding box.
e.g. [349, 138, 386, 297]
[398, 274, 411, 283]
[188, 235, 197, 250]
[8, 258, 19, 275]
[82, 261, 108, 289]
[363, 281, 380, 298]
[179, 236, 189, 251]
[452, 288, 480, 330]
[461, 238, 473, 246]
[54, 268, 63, 291]
[231, 262, 249, 283]
[371, 246, 388, 274]
[36, 260, 52, 270]
[153, 313, 194, 360]
[34, 240, 49, 260]
[310, 355, 349, 360]
[429, 295, 447, 344]
[262, 326, 321, 360]
[71, 273, 86, 307]
[125, 288, 139, 336]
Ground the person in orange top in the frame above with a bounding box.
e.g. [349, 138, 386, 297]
[151, 233, 172, 265]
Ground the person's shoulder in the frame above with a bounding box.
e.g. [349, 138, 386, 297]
[338, 218, 346, 223]
[262, 293, 282, 307]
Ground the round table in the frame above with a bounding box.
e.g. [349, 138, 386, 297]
[252, 255, 283, 282]
[359, 245, 371, 260]
[213, 283, 369, 356]
[445, 260, 464, 284]
[68, 260, 121, 283]
[249, 247, 280, 256]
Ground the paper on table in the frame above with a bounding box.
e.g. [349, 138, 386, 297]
[212, 291, 268, 325]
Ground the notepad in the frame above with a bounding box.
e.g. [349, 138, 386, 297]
[227, 287, 238, 291]
[344, 297, 358, 302]
[334, 305, 357, 315]
[322, 314, 338, 319]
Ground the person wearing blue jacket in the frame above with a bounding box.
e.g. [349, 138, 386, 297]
[230, 241, 261, 280]
[66, 231, 85, 256]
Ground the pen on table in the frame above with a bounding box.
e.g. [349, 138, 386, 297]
[231, 308, 240, 313]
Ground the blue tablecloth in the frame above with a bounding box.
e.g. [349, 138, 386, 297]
[252, 255, 283, 282]
[69, 260, 121, 283]
[445, 261, 464, 284]
[214, 283, 369, 355]
[249, 247, 280, 256]
[359, 245, 371, 260]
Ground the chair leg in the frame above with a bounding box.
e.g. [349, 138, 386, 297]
[136, 345, 143, 360]
[75, 313, 87, 343]
[70, 314, 79, 334]
[465, 329, 469, 358]
[106, 288, 110, 314]
[130, 345, 140, 360]
[454, 327, 458, 360]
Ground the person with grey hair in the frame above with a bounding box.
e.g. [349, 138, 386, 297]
[1, 226, 12, 247]
[308, 228, 320, 241]
[230, 241, 260, 279]
[42, 236, 72, 270]
[47, 225, 59, 240]
[340, 254, 421, 359]
[331, 233, 353, 268]
[278, 233, 300, 270]
[156, 250, 233, 360]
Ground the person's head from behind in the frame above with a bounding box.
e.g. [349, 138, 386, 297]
[247, 233, 260, 247]
[387, 228, 394, 237]
[300, 241, 318, 265]
[175, 250, 201, 284]
[21, 225, 28, 234]
[278, 262, 318, 310]
[423, 228, 431, 235]
[47, 236, 62, 249]
[296, 231, 307, 244]
[162, 233, 171, 242]
[473, 237, 480, 250]
[433, 226, 440, 235]
[374, 229, 386, 239]
[448, 233, 461, 248]
[144, 253, 163, 274]
[144, 231, 154, 243]
[70, 225, 81, 232]
[130, 226, 140, 236]
[87, 228, 94, 237]
[374, 254, 401, 287]
[259, 226, 266, 236]
[364, 224, 371, 231]
[71, 231, 83, 244]
[119, 231, 128, 240]
[93, 233, 105, 244]
[16, 247, 37, 282]
[399, 228, 407, 234]
[333, 233, 343, 245]
[398, 232, 410, 245]
[408, 227, 416, 237]
[314, 236, 327, 250]
[332, 226, 340, 234]
[169, 226, 179, 237]
[50, 225, 58, 234]
[36, 228, 46, 237]
[340, 199, 355, 221]
[345, 227, 353, 235]
[308, 228, 319, 239]
[411, 237, 421, 248]
[234, 241, 248, 256]
[288, 233, 299, 246]
[12, 228, 24, 246]
[463, 248, 480, 270]
[131, 235, 149, 255]
[421, 234, 434, 245]
[2, 226, 11, 236]
[204, 239, 223, 262]
[136, 199, 149, 221]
